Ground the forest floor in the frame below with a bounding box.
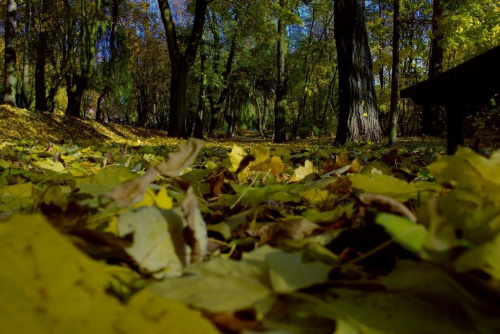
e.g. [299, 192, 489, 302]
[1, 105, 498, 152]
[1, 105, 500, 333]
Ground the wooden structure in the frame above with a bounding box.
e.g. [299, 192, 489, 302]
[400, 45, 500, 154]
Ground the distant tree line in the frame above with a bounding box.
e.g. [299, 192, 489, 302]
[2, 0, 499, 143]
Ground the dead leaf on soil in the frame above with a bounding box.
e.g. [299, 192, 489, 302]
[247, 218, 321, 245]
[181, 187, 208, 263]
[359, 193, 417, 222]
[155, 138, 204, 177]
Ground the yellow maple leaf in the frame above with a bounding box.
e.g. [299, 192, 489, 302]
[293, 160, 318, 181]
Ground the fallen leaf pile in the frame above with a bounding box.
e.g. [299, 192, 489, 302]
[1, 130, 500, 333]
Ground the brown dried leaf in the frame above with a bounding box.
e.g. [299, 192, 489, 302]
[181, 187, 208, 263]
[105, 151, 114, 164]
[381, 149, 403, 165]
[101, 139, 203, 206]
[359, 193, 417, 222]
[202, 311, 264, 333]
[336, 152, 350, 168]
[248, 218, 320, 245]
[236, 154, 256, 174]
[350, 157, 361, 173]
[100, 167, 160, 206]
[206, 168, 226, 196]
[156, 138, 204, 177]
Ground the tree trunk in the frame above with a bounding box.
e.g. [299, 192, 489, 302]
[388, 0, 400, 145]
[334, 0, 382, 144]
[422, 0, 445, 135]
[20, 0, 31, 109]
[168, 60, 189, 137]
[47, 86, 58, 114]
[274, 0, 288, 143]
[35, 35, 49, 111]
[254, 93, 266, 139]
[35, 0, 50, 112]
[3, 0, 18, 107]
[193, 43, 206, 139]
[96, 85, 111, 121]
[64, 0, 101, 118]
[208, 39, 237, 138]
[158, 0, 207, 138]
[66, 80, 86, 117]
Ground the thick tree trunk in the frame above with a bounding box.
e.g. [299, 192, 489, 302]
[388, 0, 400, 145]
[47, 86, 58, 113]
[158, 0, 207, 138]
[3, 0, 18, 107]
[334, 0, 382, 144]
[422, 0, 445, 135]
[20, 0, 31, 109]
[274, 2, 288, 143]
[193, 46, 206, 139]
[35, 0, 50, 112]
[208, 39, 236, 138]
[66, 80, 86, 117]
[168, 60, 189, 137]
[35, 35, 49, 112]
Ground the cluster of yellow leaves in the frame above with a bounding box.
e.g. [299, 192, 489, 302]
[0, 215, 218, 334]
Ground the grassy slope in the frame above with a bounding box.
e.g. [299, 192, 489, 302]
[0, 105, 166, 144]
[1, 105, 497, 151]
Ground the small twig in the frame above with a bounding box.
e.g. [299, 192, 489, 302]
[230, 172, 261, 209]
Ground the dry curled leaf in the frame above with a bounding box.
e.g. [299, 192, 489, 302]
[181, 187, 208, 263]
[247, 218, 320, 246]
[101, 139, 204, 206]
[359, 193, 417, 222]
[100, 167, 160, 206]
[156, 138, 204, 177]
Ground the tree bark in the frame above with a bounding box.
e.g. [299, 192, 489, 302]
[254, 91, 267, 139]
[274, 0, 288, 143]
[388, 0, 400, 145]
[96, 85, 111, 121]
[422, 0, 445, 135]
[193, 32, 207, 139]
[3, 0, 18, 107]
[35, 0, 50, 111]
[35, 34, 49, 111]
[20, 0, 31, 109]
[208, 40, 236, 137]
[158, 0, 207, 138]
[65, 0, 102, 117]
[334, 0, 382, 144]
[66, 80, 86, 117]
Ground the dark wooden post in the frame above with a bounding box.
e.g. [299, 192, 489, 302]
[446, 103, 465, 155]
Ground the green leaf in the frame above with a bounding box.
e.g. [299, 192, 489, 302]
[375, 213, 428, 253]
[150, 246, 331, 317]
[322, 261, 474, 334]
[118, 207, 185, 278]
[244, 245, 332, 293]
[349, 173, 420, 201]
[150, 258, 275, 317]
[0, 183, 33, 212]
[35, 158, 65, 173]
[454, 233, 500, 280]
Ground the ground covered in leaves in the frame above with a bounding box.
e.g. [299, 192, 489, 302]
[1, 107, 500, 333]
